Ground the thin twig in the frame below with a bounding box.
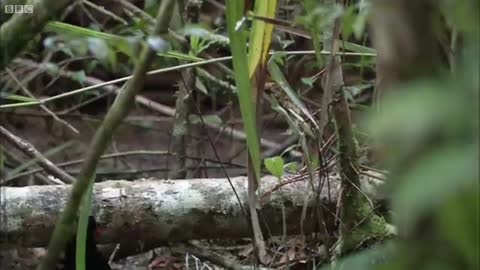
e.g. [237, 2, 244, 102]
[0, 126, 73, 184]
[1, 50, 375, 110]
[7, 59, 286, 152]
[83, 0, 128, 25]
[185, 242, 244, 270]
[5, 68, 79, 134]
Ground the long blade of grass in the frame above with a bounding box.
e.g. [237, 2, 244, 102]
[75, 177, 95, 270]
[45, 22, 126, 42]
[45, 21, 134, 58]
[225, 0, 261, 181]
[0, 93, 38, 102]
[248, 0, 277, 78]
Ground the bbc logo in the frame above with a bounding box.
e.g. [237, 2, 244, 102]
[5, 5, 34, 14]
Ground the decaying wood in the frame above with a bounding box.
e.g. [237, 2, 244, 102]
[0, 173, 384, 252]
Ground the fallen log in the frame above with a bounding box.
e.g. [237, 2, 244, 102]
[0, 173, 384, 254]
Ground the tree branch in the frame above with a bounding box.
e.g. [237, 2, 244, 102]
[36, 1, 176, 269]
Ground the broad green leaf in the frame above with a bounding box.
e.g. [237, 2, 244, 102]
[76, 177, 95, 270]
[264, 156, 284, 177]
[225, 0, 261, 183]
[393, 145, 478, 233]
[438, 191, 479, 269]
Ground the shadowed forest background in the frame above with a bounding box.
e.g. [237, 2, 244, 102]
[0, 0, 478, 269]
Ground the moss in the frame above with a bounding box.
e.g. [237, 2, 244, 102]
[333, 196, 390, 258]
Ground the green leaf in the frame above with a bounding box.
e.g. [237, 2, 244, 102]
[264, 156, 284, 177]
[301, 76, 316, 88]
[46, 22, 126, 43]
[353, 2, 370, 40]
[156, 51, 204, 62]
[284, 161, 299, 173]
[0, 93, 38, 102]
[342, 41, 376, 55]
[393, 145, 478, 233]
[438, 191, 479, 269]
[225, 0, 261, 183]
[248, 0, 277, 77]
[321, 243, 393, 270]
[341, 4, 356, 40]
[76, 177, 95, 270]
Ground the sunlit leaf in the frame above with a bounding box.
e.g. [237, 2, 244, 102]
[264, 156, 284, 177]
[248, 0, 278, 78]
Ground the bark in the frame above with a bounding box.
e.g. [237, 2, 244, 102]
[0, 173, 384, 253]
[315, 1, 390, 255]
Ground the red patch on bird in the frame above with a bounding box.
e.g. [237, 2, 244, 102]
[95, 226, 107, 239]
